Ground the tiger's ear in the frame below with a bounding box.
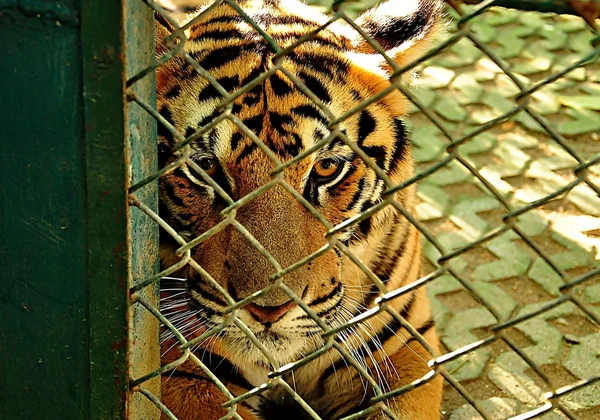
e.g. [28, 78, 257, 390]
[353, 0, 443, 70]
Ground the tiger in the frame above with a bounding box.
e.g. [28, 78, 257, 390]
[155, 0, 444, 418]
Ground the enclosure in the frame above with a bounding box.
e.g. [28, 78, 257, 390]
[2, 0, 600, 419]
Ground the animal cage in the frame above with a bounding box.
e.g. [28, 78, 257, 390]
[2, 0, 599, 419]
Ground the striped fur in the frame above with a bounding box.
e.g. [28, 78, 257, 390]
[157, 1, 443, 418]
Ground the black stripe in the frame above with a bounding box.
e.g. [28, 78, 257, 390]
[399, 291, 417, 319]
[309, 283, 342, 307]
[198, 76, 240, 101]
[158, 106, 175, 142]
[404, 318, 436, 346]
[389, 119, 409, 173]
[242, 114, 264, 135]
[162, 180, 185, 207]
[417, 318, 435, 335]
[287, 52, 347, 78]
[165, 352, 254, 391]
[197, 109, 221, 129]
[190, 28, 245, 43]
[231, 132, 243, 151]
[365, 317, 402, 354]
[357, 110, 376, 144]
[343, 177, 366, 212]
[291, 105, 328, 126]
[165, 84, 181, 99]
[269, 72, 292, 97]
[320, 357, 349, 388]
[190, 284, 227, 306]
[357, 201, 374, 238]
[371, 218, 411, 281]
[241, 67, 263, 87]
[362, 145, 386, 170]
[298, 71, 331, 103]
[236, 142, 258, 164]
[269, 112, 293, 135]
[192, 45, 250, 70]
[201, 15, 244, 26]
[362, 291, 417, 354]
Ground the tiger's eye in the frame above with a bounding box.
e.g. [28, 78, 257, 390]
[195, 157, 218, 177]
[313, 159, 340, 179]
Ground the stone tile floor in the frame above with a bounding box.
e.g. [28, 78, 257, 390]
[410, 6, 600, 419]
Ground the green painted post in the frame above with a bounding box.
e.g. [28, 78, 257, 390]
[0, 0, 158, 418]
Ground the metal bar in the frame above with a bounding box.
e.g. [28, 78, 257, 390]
[81, 0, 130, 418]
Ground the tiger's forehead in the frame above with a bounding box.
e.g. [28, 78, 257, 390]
[156, 0, 410, 186]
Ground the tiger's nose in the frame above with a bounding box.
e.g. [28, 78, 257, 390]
[245, 300, 297, 324]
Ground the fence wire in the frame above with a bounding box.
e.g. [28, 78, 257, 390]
[125, 0, 600, 419]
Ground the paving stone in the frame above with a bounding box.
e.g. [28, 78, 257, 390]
[569, 31, 595, 54]
[424, 160, 472, 186]
[449, 397, 522, 420]
[516, 317, 565, 366]
[495, 350, 531, 375]
[503, 131, 539, 149]
[497, 37, 526, 60]
[557, 108, 600, 135]
[423, 233, 469, 273]
[583, 284, 600, 304]
[563, 67, 586, 82]
[515, 211, 549, 237]
[451, 73, 485, 105]
[562, 334, 600, 409]
[448, 197, 500, 240]
[446, 348, 492, 382]
[416, 184, 450, 221]
[550, 216, 600, 255]
[459, 132, 496, 156]
[555, 15, 588, 33]
[471, 22, 496, 43]
[580, 82, 600, 96]
[413, 86, 438, 108]
[481, 8, 519, 26]
[517, 12, 548, 29]
[487, 365, 546, 406]
[471, 281, 516, 320]
[539, 26, 569, 50]
[414, 7, 600, 418]
[436, 39, 483, 68]
[529, 90, 561, 115]
[412, 124, 446, 163]
[426, 274, 463, 330]
[559, 95, 600, 110]
[477, 168, 515, 197]
[527, 259, 567, 296]
[418, 66, 455, 89]
[512, 56, 553, 75]
[493, 74, 522, 98]
[472, 236, 531, 282]
[435, 96, 468, 122]
[442, 308, 497, 380]
[482, 92, 515, 114]
[566, 184, 600, 217]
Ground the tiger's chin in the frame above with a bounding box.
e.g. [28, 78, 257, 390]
[221, 329, 316, 369]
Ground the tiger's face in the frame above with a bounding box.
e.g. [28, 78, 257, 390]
[157, 0, 441, 366]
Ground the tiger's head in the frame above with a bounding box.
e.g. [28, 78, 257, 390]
[156, 0, 442, 366]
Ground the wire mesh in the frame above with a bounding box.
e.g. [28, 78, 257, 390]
[126, 0, 600, 419]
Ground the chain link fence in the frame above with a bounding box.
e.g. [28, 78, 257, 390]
[125, 0, 600, 419]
